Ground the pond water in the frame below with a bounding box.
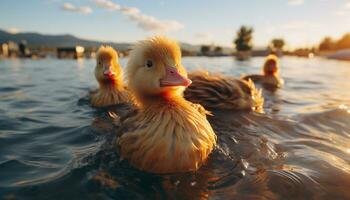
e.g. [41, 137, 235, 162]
[0, 56, 350, 200]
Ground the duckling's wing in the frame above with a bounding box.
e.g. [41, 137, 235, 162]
[185, 71, 263, 111]
[229, 78, 264, 112]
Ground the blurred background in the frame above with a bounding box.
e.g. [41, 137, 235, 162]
[1, 0, 350, 60]
[1, 1, 350, 200]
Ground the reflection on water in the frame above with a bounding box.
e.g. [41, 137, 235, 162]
[0, 57, 350, 199]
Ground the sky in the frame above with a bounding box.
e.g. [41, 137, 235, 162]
[1, 0, 350, 49]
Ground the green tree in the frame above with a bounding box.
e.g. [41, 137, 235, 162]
[271, 38, 285, 50]
[214, 46, 223, 54]
[200, 45, 211, 55]
[335, 33, 350, 50]
[234, 26, 253, 52]
[319, 37, 334, 51]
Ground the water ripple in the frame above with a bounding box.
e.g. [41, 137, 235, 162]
[1, 57, 350, 199]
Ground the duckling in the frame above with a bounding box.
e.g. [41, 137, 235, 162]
[242, 54, 284, 88]
[184, 71, 264, 112]
[90, 46, 128, 107]
[117, 36, 217, 174]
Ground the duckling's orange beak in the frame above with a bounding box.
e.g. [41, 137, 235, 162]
[103, 64, 115, 78]
[160, 66, 192, 87]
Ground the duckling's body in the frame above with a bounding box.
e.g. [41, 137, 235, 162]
[185, 71, 264, 112]
[242, 55, 284, 89]
[119, 96, 215, 173]
[118, 37, 216, 173]
[90, 46, 129, 107]
[242, 74, 279, 85]
[90, 81, 128, 107]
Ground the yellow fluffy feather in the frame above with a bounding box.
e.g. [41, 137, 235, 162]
[185, 71, 264, 112]
[242, 54, 284, 88]
[117, 36, 217, 173]
[90, 46, 129, 107]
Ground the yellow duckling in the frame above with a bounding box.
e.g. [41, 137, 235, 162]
[184, 71, 264, 112]
[242, 54, 284, 88]
[117, 36, 217, 174]
[90, 46, 128, 107]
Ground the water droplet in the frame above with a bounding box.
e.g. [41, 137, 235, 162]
[241, 159, 249, 169]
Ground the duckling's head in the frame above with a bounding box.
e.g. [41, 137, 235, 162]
[95, 46, 122, 85]
[126, 36, 191, 101]
[263, 54, 279, 76]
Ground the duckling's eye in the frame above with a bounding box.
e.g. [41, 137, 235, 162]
[145, 60, 153, 68]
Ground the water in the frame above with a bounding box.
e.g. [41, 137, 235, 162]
[0, 56, 349, 200]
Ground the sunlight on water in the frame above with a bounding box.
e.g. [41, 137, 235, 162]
[339, 104, 350, 114]
[0, 56, 350, 199]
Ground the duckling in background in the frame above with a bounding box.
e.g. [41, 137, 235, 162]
[117, 36, 217, 174]
[90, 46, 129, 107]
[242, 54, 284, 89]
[184, 71, 264, 112]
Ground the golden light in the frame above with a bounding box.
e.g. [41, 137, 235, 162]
[75, 46, 84, 54]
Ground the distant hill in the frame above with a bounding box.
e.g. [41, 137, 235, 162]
[0, 29, 207, 52]
[0, 29, 132, 51]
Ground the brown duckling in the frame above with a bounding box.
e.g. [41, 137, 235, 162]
[117, 36, 217, 174]
[185, 71, 264, 112]
[242, 54, 284, 88]
[90, 46, 129, 107]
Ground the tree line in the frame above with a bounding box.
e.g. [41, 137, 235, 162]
[200, 25, 350, 56]
[199, 25, 285, 56]
[319, 34, 350, 51]
[233, 26, 285, 52]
